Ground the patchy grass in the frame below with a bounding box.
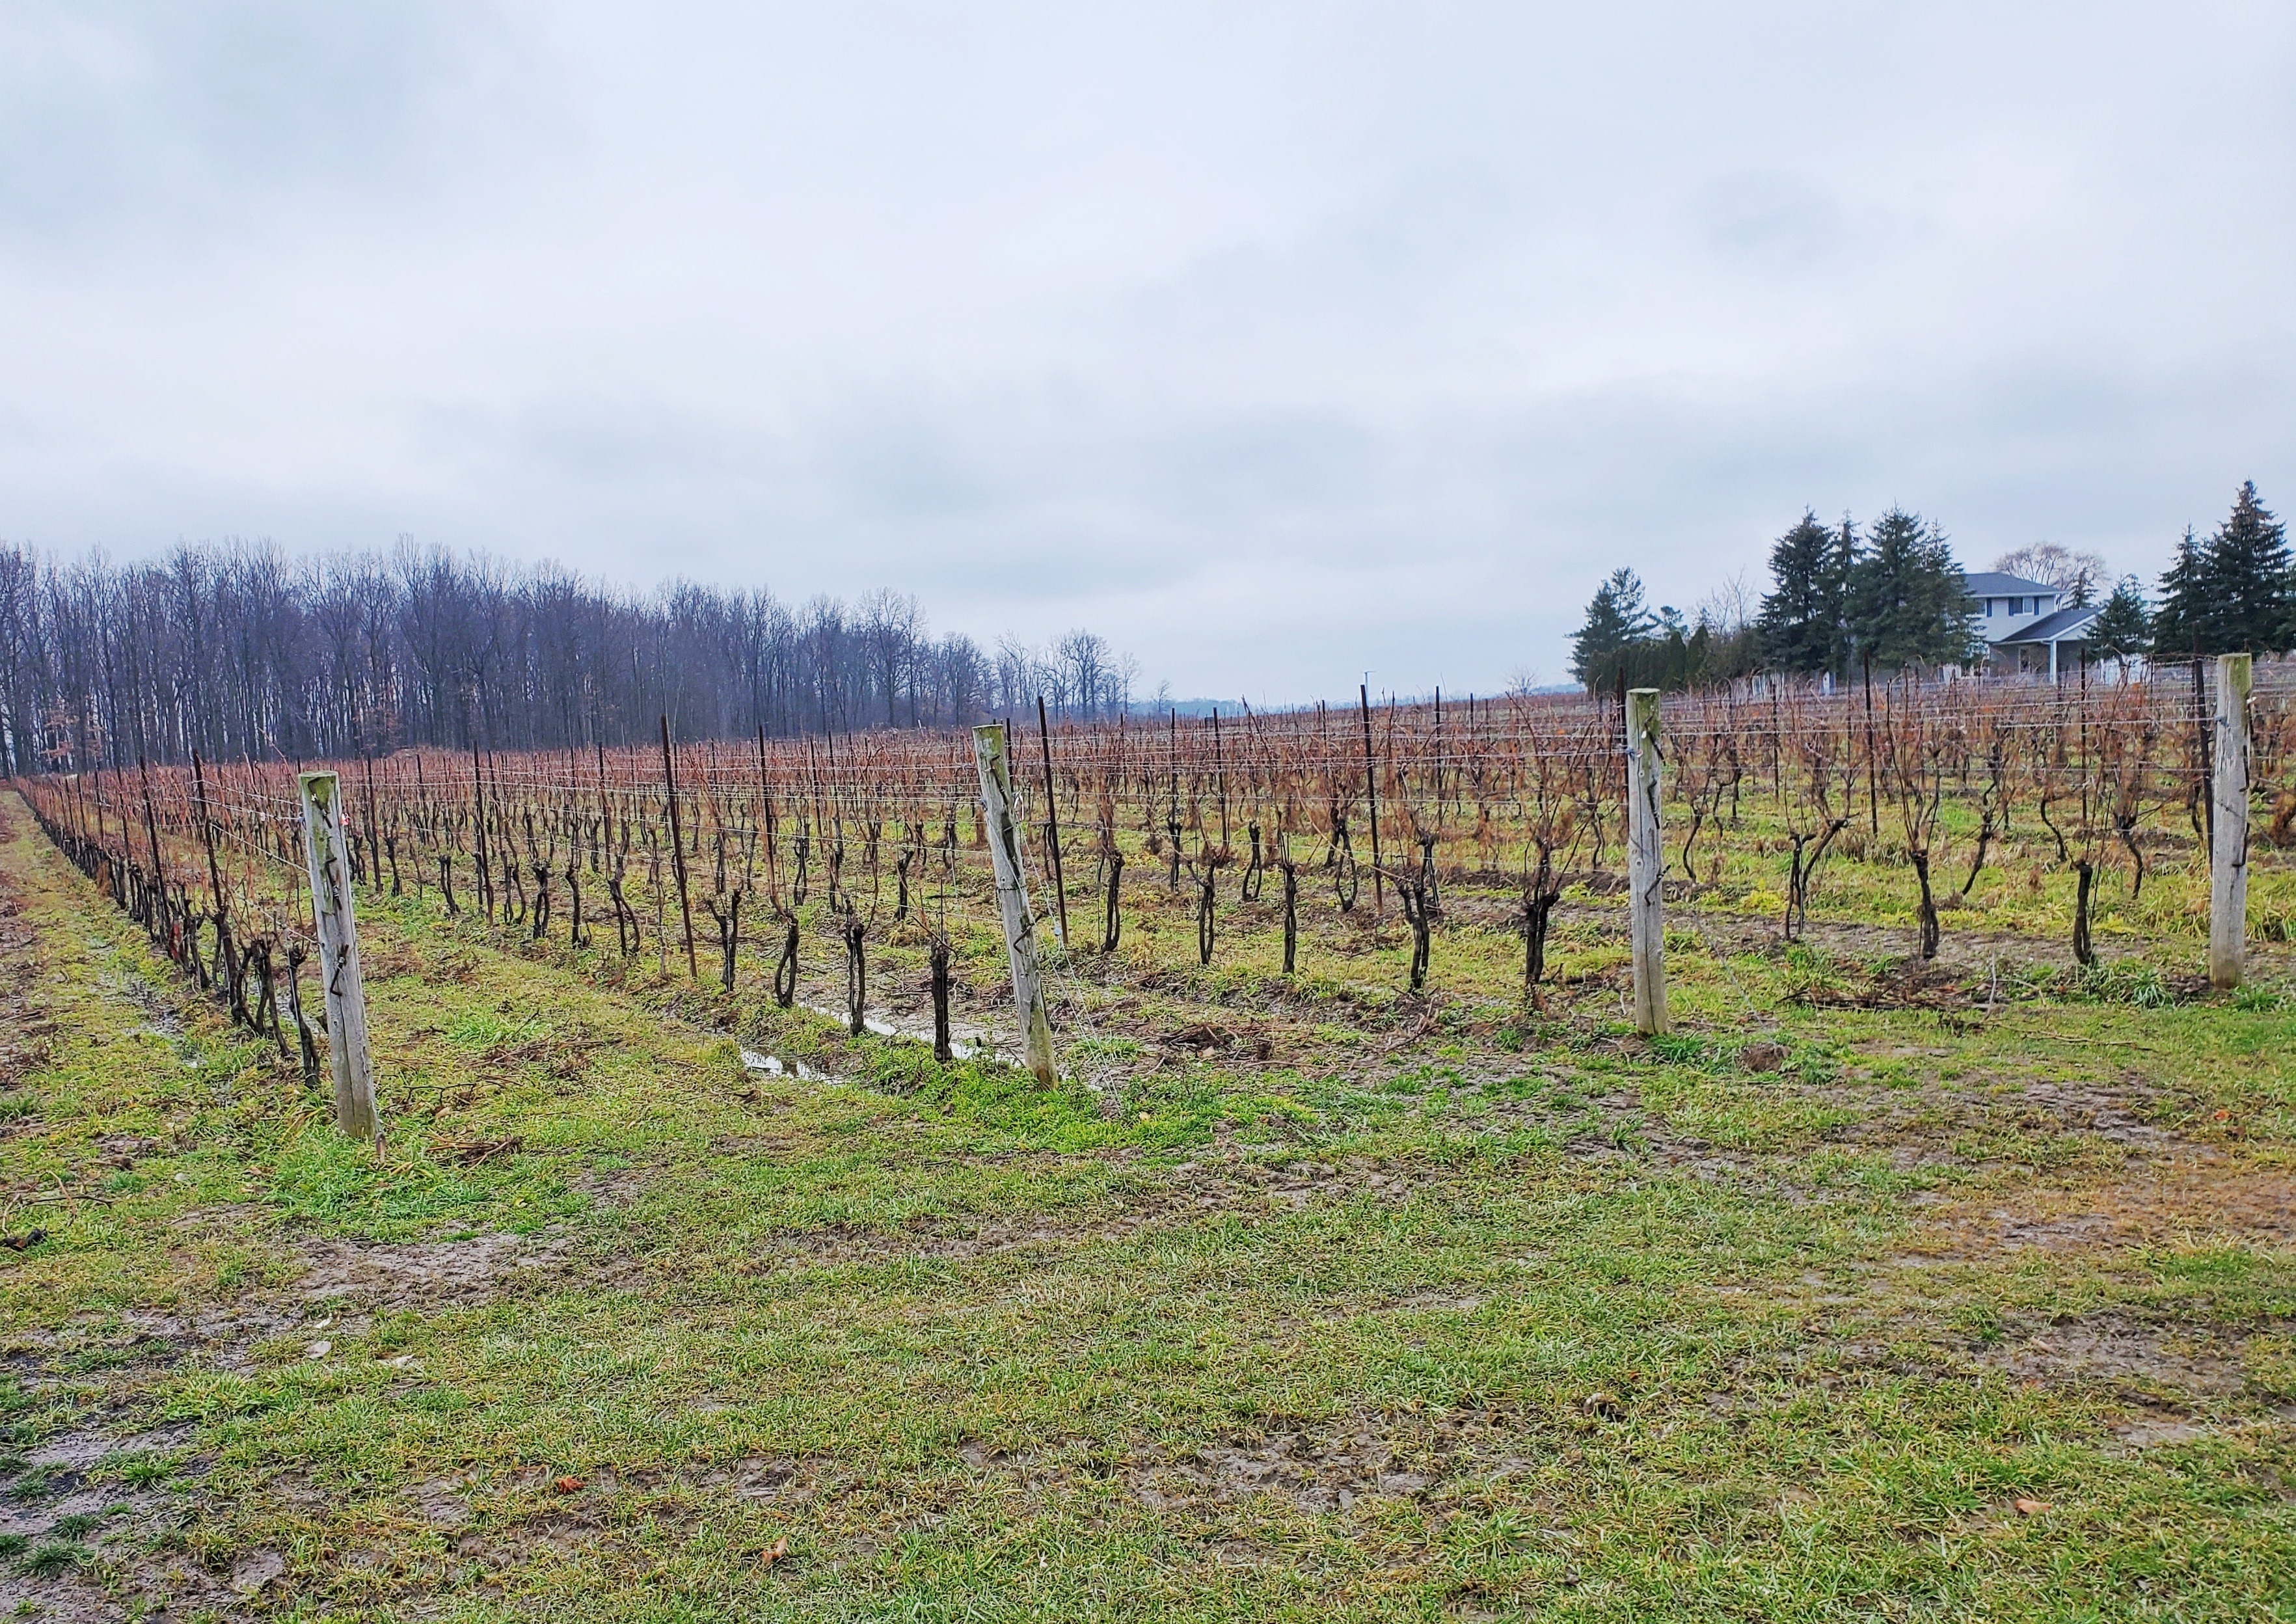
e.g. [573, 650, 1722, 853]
[0, 791, 2291, 1621]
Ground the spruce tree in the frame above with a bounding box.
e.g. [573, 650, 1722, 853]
[1846, 509, 1975, 672]
[2206, 481, 2293, 653]
[1569, 569, 1654, 690]
[1755, 511, 1852, 675]
[2150, 525, 2211, 656]
[2087, 576, 2152, 668]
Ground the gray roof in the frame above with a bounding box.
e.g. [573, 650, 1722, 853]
[1989, 603, 2101, 645]
[1962, 571, 2055, 597]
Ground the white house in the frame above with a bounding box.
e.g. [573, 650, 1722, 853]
[1964, 571, 2100, 679]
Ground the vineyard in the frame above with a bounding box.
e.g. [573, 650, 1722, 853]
[3, 668, 2295, 1620]
[20, 668, 2296, 1082]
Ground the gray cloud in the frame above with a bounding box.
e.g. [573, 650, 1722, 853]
[2, 1, 2292, 704]
[0, 1, 526, 241]
[1690, 171, 1845, 267]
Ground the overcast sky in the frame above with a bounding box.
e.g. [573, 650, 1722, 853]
[4, 3, 2292, 701]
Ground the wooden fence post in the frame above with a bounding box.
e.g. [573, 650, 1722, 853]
[973, 723, 1057, 1085]
[2209, 652, 2252, 990]
[297, 770, 379, 1141]
[1625, 688, 1669, 1035]
[1359, 684, 1384, 913]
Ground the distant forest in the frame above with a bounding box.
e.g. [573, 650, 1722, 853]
[0, 539, 1140, 774]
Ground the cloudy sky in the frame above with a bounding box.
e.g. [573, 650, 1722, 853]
[4, 2, 2292, 701]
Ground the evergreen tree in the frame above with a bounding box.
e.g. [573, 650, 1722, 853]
[2150, 525, 2211, 656]
[1845, 508, 1975, 672]
[2153, 487, 2293, 656]
[1755, 511, 1852, 675]
[2207, 481, 2293, 653]
[1569, 568, 1655, 689]
[2087, 576, 2152, 668]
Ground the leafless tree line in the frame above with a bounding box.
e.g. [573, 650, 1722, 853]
[0, 538, 1137, 774]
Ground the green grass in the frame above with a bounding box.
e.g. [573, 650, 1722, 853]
[0, 792, 2291, 1620]
[16, 1539, 90, 1577]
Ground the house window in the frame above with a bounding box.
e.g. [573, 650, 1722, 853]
[2010, 597, 2025, 614]
[1986, 599, 1998, 616]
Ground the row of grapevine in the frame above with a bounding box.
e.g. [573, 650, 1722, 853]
[19, 666, 2294, 1071]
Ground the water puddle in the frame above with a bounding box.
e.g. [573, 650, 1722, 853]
[738, 1048, 831, 1083]
[792, 999, 992, 1058]
[739, 1005, 1039, 1083]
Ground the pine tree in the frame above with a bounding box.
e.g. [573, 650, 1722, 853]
[1569, 569, 1655, 689]
[2150, 526, 2211, 656]
[2206, 481, 2293, 653]
[2087, 576, 2151, 668]
[1846, 509, 1975, 672]
[1755, 511, 1852, 675]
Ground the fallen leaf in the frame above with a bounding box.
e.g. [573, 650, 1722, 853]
[2012, 1497, 2052, 1516]
[1580, 1392, 1625, 1421]
[303, 1340, 332, 1359]
[554, 1476, 586, 1495]
[761, 1536, 790, 1565]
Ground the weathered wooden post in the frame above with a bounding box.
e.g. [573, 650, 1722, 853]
[1625, 687, 1669, 1035]
[297, 771, 379, 1140]
[1358, 684, 1384, 913]
[2209, 652, 2252, 990]
[972, 723, 1057, 1085]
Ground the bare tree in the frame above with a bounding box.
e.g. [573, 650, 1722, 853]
[1057, 629, 1111, 720]
[0, 538, 1146, 772]
[1992, 542, 2113, 605]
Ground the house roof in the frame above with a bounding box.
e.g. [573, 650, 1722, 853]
[1963, 571, 2055, 597]
[1989, 604, 2101, 645]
